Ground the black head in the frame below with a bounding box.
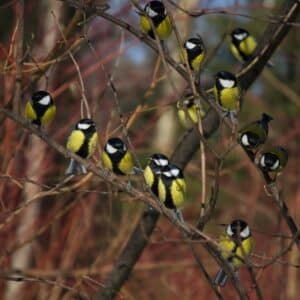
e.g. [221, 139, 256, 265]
[240, 132, 260, 148]
[215, 71, 237, 90]
[75, 118, 96, 132]
[181, 93, 195, 108]
[105, 137, 127, 156]
[145, 1, 166, 18]
[150, 153, 169, 167]
[161, 163, 183, 179]
[231, 28, 249, 42]
[31, 90, 53, 106]
[226, 219, 250, 239]
[184, 37, 204, 54]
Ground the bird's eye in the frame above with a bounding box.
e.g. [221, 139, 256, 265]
[106, 143, 117, 154]
[78, 123, 91, 130]
[219, 78, 235, 88]
[38, 95, 51, 105]
[185, 41, 196, 50]
[240, 226, 250, 238]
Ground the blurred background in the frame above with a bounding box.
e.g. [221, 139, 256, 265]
[0, 0, 300, 299]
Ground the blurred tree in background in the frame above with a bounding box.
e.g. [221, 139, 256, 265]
[0, 0, 300, 299]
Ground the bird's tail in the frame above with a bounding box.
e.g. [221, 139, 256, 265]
[65, 158, 87, 175]
[214, 268, 228, 287]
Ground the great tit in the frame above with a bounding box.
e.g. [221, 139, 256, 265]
[65, 118, 98, 175]
[230, 28, 257, 63]
[144, 153, 169, 196]
[239, 113, 273, 158]
[257, 146, 288, 182]
[213, 71, 241, 115]
[214, 219, 254, 287]
[180, 37, 206, 73]
[24, 90, 56, 127]
[158, 163, 186, 220]
[140, 1, 172, 40]
[102, 137, 134, 175]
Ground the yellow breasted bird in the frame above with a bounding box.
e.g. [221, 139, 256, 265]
[25, 90, 56, 126]
[176, 93, 205, 129]
[239, 113, 273, 159]
[257, 146, 288, 182]
[214, 219, 254, 287]
[102, 137, 134, 175]
[65, 118, 98, 175]
[158, 163, 186, 221]
[140, 1, 172, 40]
[230, 28, 257, 63]
[180, 37, 206, 73]
[144, 153, 169, 196]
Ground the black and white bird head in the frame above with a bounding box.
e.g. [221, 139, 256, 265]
[150, 153, 169, 168]
[145, 1, 166, 18]
[184, 37, 204, 54]
[226, 219, 251, 240]
[75, 118, 96, 132]
[161, 163, 183, 179]
[231, 28, 249, 42]
[31, 91, 53, 107]
[215, 71, 237, 90]
[105, 137, 127, 156]
[259, 152, 280, 171]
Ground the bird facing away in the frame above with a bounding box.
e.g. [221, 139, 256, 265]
[239, 113, 273, 159]
[214, 219, 254, 287]
[65, 118, 98, 175]
[25, 90, 56, 127]
[102, 137, 134, 175]
[139, 1, 172, 40]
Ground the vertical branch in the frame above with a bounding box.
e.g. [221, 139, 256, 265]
[12, 0, 24, 115]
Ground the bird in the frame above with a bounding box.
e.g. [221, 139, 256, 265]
[180, 37, 206, 73]
[239, 113, 273, 159]
[176, 93, 205, 129]
[24, 90, 56, 127]
[158, 163, 186, 221]
[144, 153, 169, 196]
[139, 1, 172, 40]
[214, 219, 254, 287]
[65, 118, 98, 175]
[257, 146, 288, 182]
[102, 137, 134, 175]
[229, 28, 257, 63]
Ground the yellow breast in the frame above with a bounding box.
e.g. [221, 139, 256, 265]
[170, 178, 186, 208]
[67, 130, 85, 153]
[144, 165, 155, 188]
[88, 132, 98, 158]
[102, 151, 113, 171]
[240, 36, 257, 57]
[216, 87, 240, 112]
[41, 105, 56, 125]
[118, 151, 134, 175]
[24, 102, 37, 121]
[158, 177, 167, 203]
[191, 53, 205, 72]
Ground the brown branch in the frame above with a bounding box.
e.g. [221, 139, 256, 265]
[12, 0, 24, 114]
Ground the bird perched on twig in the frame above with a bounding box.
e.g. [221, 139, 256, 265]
[24, 90, 56, 127]
[65, 118, 98, 175]
[239, 113, 273, 160]
[139, 1, 172, 41]
[214, 219, 254, 287]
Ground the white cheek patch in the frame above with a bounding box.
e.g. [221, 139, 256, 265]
[170, 168, 180, 177]
[241, 134, 250, 146]
[185, 41, 196, 50]
[38, 95, 51, 106]
[226, 225, 234, 236]
[270, 159, 280, 170]
[78, 123, 91, 130]
[234, 33, 248, 40]
[146, 7, 158, 17]
[163, 171, 172, 177]
[106, 143, 117, 154]
[240, 226, 250, 238]
[260, 156, 266, 167]
[219, 78, 235, 88]
[158, 159, 168, 166]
